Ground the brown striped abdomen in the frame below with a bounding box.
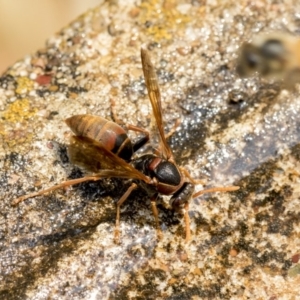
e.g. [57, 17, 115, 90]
[65, 114, 133, 161]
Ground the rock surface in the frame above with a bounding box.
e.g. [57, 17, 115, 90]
[1, 0, 300, 299]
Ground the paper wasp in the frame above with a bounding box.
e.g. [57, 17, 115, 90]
[12, 48, 239, 242]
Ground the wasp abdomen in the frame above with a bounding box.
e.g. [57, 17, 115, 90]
[65, 114, 133, 161]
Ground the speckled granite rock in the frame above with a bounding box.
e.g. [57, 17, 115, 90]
[1, 0, 300, 299]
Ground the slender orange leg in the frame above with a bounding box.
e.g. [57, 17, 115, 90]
[114, 183, 138, 243]
[110, 98, 150, 138]
[111, 99, 150, 152]
[182, 186, 239, 241]
[126, 124, 149, 136]
[110, 98, 122, 124]
[126, 124, 150, 153]
[184, 203, 191, 242]
[12, 175, 103, 206]
[179, 167, 206, 185]
[165, 118, 181, 139]
[150, 198, 162, 240]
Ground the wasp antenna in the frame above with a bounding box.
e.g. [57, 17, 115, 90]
[193, 185, 239, 199]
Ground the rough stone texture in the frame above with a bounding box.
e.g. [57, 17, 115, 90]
[1, 0, 300, 299]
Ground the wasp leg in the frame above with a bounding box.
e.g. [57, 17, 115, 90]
[115, 182, 138, 243]
[179, 167, 206, 185]
[184, 203, 191, 242]
[130, 118, 179, 156]
[12, 175, 103, 206]
[150, 197, 162, 240]
[165, 118, 181, 139]
[126, 124, 150, 153]
[110, 99, 150, 153]
[110, 98, 123, 124]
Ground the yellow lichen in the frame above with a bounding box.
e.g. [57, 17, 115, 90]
[15, 76, 34, 95]
[1, 98, 37, 149]
[2, 131, 34, 149]
[3, 98, 37, 123]
[139, 0, 191, 41]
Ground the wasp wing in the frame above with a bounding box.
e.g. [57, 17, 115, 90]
[141, 48, 174, 161]
[68, 135, 151, 182]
